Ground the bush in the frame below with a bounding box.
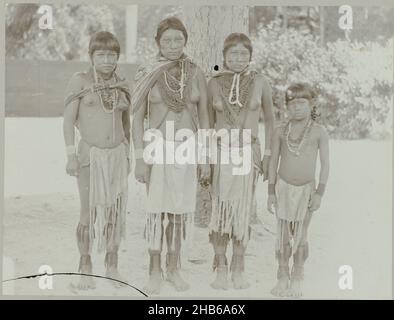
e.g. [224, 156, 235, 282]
[252, 20, 393, 139]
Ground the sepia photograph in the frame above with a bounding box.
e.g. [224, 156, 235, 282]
[1, 2, 393, 299]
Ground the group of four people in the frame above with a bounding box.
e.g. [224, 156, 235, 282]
[63, 17, 329, 298]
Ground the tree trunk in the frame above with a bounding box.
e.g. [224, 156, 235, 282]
[183, 6, 249, 77]
[6, 4, 39, 56]
[183, 6, 249, 228]
[319, 6, 325, 46]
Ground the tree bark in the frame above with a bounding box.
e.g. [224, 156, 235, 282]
[319, 6, 325, 46]
[183, 6, 249, 77]
[183, 6, 249, 227]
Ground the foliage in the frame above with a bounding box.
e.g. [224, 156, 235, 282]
[252, 20, 393, 139]
[6, 4, 115, 61]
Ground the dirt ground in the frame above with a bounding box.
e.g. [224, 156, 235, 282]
[2, 118, 392, 299]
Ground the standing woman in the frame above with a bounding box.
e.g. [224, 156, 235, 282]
[131, 17, 211, 295]
[63, 31, 131, 290]
[207, 33, 274, 290]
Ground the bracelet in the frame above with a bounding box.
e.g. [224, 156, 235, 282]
[316, 183, 326, 196]
[268, 183, 275, 195]
[135, 148, 144, 160]
[66, 145, 76, 156]
[264, 149, 272, 157]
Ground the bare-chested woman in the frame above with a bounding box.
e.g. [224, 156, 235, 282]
[63, 31, 131, 290]
[131, 17, 210, 295]
[207, 33, 274, 290]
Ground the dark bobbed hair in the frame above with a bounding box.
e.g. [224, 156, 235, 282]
[222, 33, 253, 69]
[88, 31, 120, 59]
[286, 83, 319, 120]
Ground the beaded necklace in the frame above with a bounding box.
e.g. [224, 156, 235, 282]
[92, 66, 119, 143]
[285, 119, 313, 156]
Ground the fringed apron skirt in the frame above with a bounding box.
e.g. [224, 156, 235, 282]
[77, 139, 130, 253]
[144, 129, 197, 251]
[275, 177, 314, 255]
[209, 135, 262, 246]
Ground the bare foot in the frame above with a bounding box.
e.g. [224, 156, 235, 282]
[75, 260, 96, 290]
[270, 278, 289, 297]
[106, 267, 127, 288]
[70, 271, 96, 291]
[144, 273, 162, 295]
[232, 272, 250, 290]
[287, 278, 303, 298]
[167, 270, 190, 291]
[210, 267, 228, 290]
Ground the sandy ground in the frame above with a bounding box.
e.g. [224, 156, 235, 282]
[2, 118, 392, 299]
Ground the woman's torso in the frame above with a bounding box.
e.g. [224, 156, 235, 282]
[77, 73, 129, 148]
[147, 66, 201, 139]
[212, 74, 262, 139]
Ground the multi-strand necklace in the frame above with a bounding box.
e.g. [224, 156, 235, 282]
[285, 119, 313, 156]
[217, 71, 255, 127]
[156, 59, 194, 113]
[92, 66, 119, 143]
[93, 66, 119, 114]
[163, 59, 186, 100]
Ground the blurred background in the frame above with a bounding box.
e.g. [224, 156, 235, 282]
[5, 4, 393, 139]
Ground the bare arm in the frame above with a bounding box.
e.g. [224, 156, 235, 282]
[317, 127, 330, 194]
[268, 127, 282, 189]
[260, 75, 275, 152]
[196, 68, 210, 130]
[63, 73, 83, 152]
[131, 96, 147, 151]
[207, 78, 217, 129]
[122, 108, 131, 145]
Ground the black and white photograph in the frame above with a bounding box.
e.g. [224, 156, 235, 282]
[1, 2, 393, 299]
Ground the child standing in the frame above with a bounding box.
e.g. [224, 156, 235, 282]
[267, 83, 329, 297]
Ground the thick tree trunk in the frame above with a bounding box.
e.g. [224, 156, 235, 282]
[183, 6, 250, 228]
[319, 6, 325, 46]
[183, 6, 249, 76]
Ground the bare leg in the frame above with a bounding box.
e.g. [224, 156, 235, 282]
[287, 212, 312, 298]
[209, 232, 229, 290]
[231, 238, 250, 289]
[144, 249, 163, 295]
[144, 213, 164, 295]
[271, 220, 291, 297]
[73, 166, 95, 290]
[271, 243, 291, 297]
[105, 242, 127, 288]
[166, 213, 190, 291]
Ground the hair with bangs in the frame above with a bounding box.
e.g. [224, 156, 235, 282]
[222, 33, 253, 69]
[286, 83, 319, 120]
[88, 31, 120, 59]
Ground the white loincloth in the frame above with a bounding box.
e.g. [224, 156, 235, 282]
[144, 130, 197, 251]
[275, 177, 314, 255]
[88, 140, 129, 253]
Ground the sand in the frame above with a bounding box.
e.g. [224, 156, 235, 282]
[2, 118, 392, 299]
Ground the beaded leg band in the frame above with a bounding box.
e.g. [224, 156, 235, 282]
[275, 243, 292, 280]
[78, 255, 92, 273]
[148, 250, 163, 276]
[213, 254, 228, 272]
[104, 252, 118, 269]
[166, 252, 181, 273]
[76, 223, 90, 255]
